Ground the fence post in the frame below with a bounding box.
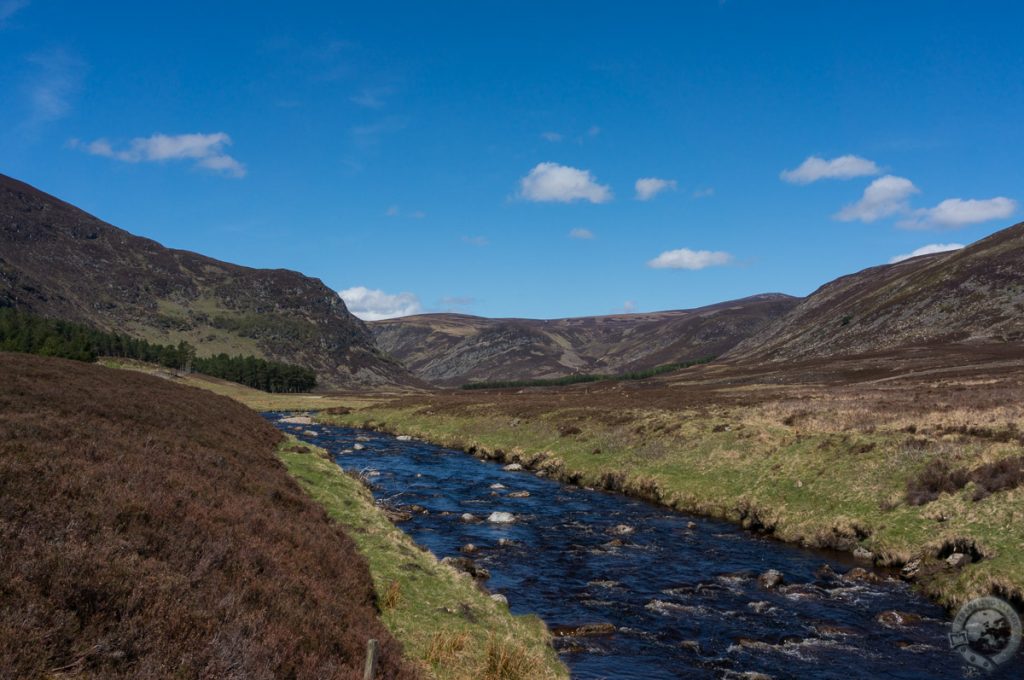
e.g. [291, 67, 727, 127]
[364, 638, 379, 680]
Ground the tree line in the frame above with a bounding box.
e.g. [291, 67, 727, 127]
[0, 307, 317, 393]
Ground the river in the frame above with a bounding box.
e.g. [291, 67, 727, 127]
[269, 415, 980, 679]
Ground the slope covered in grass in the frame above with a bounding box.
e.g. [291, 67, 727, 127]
[0, 353, 418, 679]
[278, 440, 566, 680]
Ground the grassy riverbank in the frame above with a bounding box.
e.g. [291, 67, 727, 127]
[276, 437, 566, 680]
[316, 383, 1024, 611]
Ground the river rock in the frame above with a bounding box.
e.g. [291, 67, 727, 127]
[853, 547, 874, 562]
[490, 593, 508, 606]
[487, 511, 515, 524]
[550, 622, 616, 637]
[875, 610, 922, 628]
[396, 435, 413, 441]
[441, 556, 490, 580]
[406, 504, 429, 515]
[489, 483, 506, 490]
[609, 524, 635, 536]
[946, 552, 970, 569]
[680, 640, 702, 653]
[507, 490, 530, 498]
[279, 415, 313, 424]
[686, 521, 698, 530]
[383, 508, 412, 523]
[900, 559, 921, 580]
[844, 567, 881, 583]
[497, 537, 516, 547]
[460, 543, 478, 554]
[303, 430, 318, 437]
[757, 569, 785, 590]
[355, 435, 370, 442]
[503, 463, 524, 471]
[460, 513, 481, 523]
[353, 443, 366, 451]
[747, 600, 774, 615]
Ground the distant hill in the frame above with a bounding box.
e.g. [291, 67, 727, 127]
[0, 174, 413, 388]
[727, 222, 1024, 362]
[370, 294, 799, 386]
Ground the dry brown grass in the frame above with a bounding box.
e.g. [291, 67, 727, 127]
[0, 352, 419, 679]
[424, 630, 471, 669]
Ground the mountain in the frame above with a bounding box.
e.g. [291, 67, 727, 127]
[727, 222, 1024, 362]
[0, 174, 412, 388]
[370, 294, 799, 386]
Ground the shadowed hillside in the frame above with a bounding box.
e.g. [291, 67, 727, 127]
[727, 222, 1024, 362]
[371, 294, 798, 386]
[0, 353, 419, 679]
[0, 174, 414, 388]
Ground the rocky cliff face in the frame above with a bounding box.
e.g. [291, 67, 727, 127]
[0, 174, 414, 388]
[370, 294, 799, 386]
[727, 222, 1024, 362]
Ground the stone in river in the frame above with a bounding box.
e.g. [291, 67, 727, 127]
[757, 569, 785, 590]
[487, 511, 515, 524]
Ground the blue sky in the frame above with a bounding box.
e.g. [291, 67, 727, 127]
[2, 2, 1022, 320]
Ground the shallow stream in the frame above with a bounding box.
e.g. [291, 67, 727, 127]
[269, 415, 981, 679]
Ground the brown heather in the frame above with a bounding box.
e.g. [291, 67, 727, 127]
[0, 352, 420, 679]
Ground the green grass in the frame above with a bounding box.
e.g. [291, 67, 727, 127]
[276, 438, 567, 680]
[319, 405, 1024, 610]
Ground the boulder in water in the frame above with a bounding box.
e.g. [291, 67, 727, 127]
[460, 513, 481, 523]
[487, 511, 515, 524]
[441, 556, 490, 580]
[396, 435, 413, 441]
[353, 443, 366, 451]
[503, 463, 523, 471]
[875, 610, 923, 628]
[757, 569, 785, 590]
[507, 490, 530, 498]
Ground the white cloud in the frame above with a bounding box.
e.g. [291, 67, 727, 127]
[71, 132, 246, 177]
[23, 48, 83, 125]
[834, 175, 918, 223]
[781, 155, 881, 184]
[615, 300, 638, 313]
[0, 0, 29, 25]
[350, 116, 407, 147]
[569, 228, 594, 239]
[692, 187, 715, 198]
[898, 197, 1017, 230]
[635, 177, 677, 201]
[339, 286, 422, 321]
[518, 162, 612, 203]
[647, 248, 733, 270]
[540, 131, 562, 142]
[889, 243, 965, 264]
[350, 86, 394, 109]
[383, 205, 425, 218]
